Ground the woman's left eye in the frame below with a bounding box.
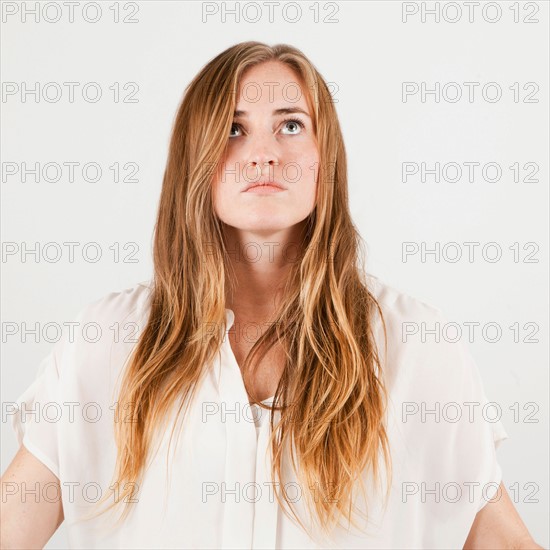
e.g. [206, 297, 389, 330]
[280, 118, 305, 135]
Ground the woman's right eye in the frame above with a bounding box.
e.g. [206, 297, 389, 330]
[229, 123, 242, 138]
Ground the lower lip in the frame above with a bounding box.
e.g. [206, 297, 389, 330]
[244, 185, 286, 194]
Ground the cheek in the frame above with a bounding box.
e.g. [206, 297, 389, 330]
[298, 147, 319, 187]
[218, 150, 248, 186]
[292, 149, 319, 209]
[211, 166, 229, 216]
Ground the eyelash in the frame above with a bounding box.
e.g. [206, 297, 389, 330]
[230, 117, 305, 137]
[280, 117, 305, 131]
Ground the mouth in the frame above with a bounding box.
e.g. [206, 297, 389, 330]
[242, 181, 287, 193]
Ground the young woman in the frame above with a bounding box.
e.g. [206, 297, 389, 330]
[2, 41, 543, 549]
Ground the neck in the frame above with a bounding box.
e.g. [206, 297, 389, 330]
[223, 220, 307, 315]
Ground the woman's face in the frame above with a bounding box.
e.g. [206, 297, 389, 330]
[212, 61, 319, 237]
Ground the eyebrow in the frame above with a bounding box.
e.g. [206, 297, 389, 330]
[233, 107, 311, 118]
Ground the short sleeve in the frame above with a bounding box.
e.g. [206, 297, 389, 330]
[463, 344, 510, 512]
[443, 319, 510, 513]
[388, 301, 511, 530]
[9, 333, 68, 480]
[366, 277, 513, 546]
[8, 281, 153, 485]
[425, 312, 509, 513]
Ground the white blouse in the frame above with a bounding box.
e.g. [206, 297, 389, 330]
[10, 274, 509, 549]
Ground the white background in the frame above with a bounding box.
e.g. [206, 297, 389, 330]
[1, 1, 548, 548]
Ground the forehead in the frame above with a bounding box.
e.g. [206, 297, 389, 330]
[236, 61, 309, 109]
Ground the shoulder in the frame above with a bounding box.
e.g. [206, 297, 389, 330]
[364, 272, 444, 328]
[53, 280, 154, 378]
[74, 279, 153, 328]
[363, 272, 475, 388]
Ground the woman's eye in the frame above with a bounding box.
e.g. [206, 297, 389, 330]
[229, 118, 305, 138]
[280, 118, 305, 135]
[229, 123, 242, 138]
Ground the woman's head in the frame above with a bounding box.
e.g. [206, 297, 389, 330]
[159, 41, 348, 270]
[212, 59, 319, 241]
[82, 42, 391, 543]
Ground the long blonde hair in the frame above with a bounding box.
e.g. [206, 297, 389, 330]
[81, 41, 391, 541]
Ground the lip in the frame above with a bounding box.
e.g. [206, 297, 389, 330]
[242, 181, 287, 193]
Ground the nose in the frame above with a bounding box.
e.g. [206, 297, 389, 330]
[254, 159, 279, 169]
[246, 159, 280, 184]
[246, 133, 280, 178]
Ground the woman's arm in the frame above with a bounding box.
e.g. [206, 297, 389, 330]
[0, 444, 64, 549]
[463, 482, 545, 549]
